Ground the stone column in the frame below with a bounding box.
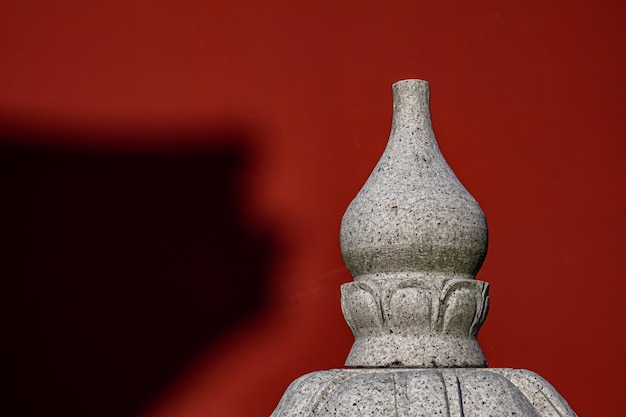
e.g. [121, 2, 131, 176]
[270, 79, 577, 417]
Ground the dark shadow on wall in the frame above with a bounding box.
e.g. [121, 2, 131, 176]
[0, 125, 277, 417]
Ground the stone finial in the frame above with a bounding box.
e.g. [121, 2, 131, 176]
[270, 79, 577, 417]
[340, 79, 489, 367]
[340, 79, 487, 281]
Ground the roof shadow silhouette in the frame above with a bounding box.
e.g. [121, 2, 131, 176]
[0, 124, 277, 417]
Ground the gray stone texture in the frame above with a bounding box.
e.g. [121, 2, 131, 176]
[271, 369, 576, 417]
[270, 79, 577, 416]
[341, 276, 488, 367]
[340, 79, 488, 368]
[340, 79, 487, 283]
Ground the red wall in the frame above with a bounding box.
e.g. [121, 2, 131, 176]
[1, 1, 625, 416]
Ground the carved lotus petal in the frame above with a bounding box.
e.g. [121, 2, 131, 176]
[442, 287, 476, 336]
[341, 286, 382, 337]
[389, 287, 431, 334]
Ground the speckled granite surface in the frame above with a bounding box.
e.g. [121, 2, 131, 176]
[340, 80, 487, 283]
[271, 368, 575, 417]
[270, 80, 577, 416]
[340, 79, 488, 368]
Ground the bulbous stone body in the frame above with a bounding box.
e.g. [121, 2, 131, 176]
[340, 80, 488, 282]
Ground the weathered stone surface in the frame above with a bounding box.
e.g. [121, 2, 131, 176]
[269, 79, 577, 416]
[341, 276, 489, 367]
[340, 79, 487, 283]
[271, 369, 576, 417]
[340, 79, 488, 367]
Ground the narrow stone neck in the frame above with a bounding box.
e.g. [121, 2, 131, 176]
[390, 79, 433, 139]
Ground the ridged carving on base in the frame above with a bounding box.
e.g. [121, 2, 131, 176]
[341, 276, 489, 367]
[270, 369, 577, 417]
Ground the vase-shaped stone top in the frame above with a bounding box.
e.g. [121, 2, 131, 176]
[270, 80, 578, 417]
[339, 80, 490, 367]
[340, 79, 488, 282]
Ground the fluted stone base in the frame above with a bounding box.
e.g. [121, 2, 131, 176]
[271, 368, 576, 417]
